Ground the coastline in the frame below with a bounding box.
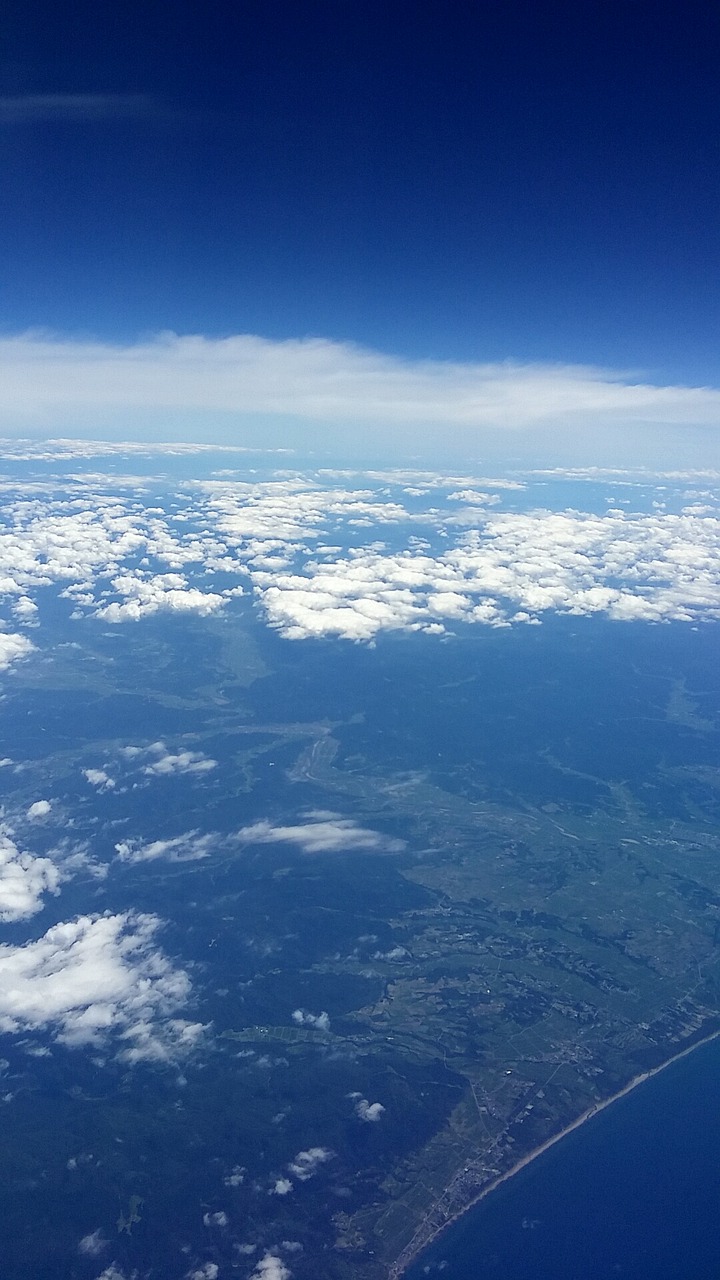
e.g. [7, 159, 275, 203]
[390, 1026, 720, 1279]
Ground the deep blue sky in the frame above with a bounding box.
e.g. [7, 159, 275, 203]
[3, 0, 720, 380]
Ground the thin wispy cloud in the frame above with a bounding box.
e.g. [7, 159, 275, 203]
[2, 332, 720, 438]
[0, 93, 166, 123]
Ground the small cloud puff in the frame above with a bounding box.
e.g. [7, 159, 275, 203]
[186, 1265, 219, 1280]
[83, 768, 115, 790]
[239, 813, 404, 856]
[203, 1211, 228, 1228]
[291, 1009, 330, 1032]
[250, 1252, 291, 1280]
[270, 1178, 293, 1196]
[0, 633, 34, 671]
[287, 1147, 334, 1181]
[354, 1097, 385, 1122]
[142, 743, 217, 776]
[27, 800, 51, 820]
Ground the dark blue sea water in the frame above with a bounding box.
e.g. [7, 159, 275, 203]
[407, 1037, 720, 1280]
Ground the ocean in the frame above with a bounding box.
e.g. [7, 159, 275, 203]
[405, 1036, 720, 1280]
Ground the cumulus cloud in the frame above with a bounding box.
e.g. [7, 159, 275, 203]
[3, 332, 720, 440]
[26, 800, 51, 820]
[141, 742, 217, 776]
[115, 831, 218, 865]
[95, 572, 225, 622]
[2, 461, 720, 653]
[291, 1009, 331, 1031]
[83, 768, 115, 790]
[252, 508, 720, 639]
[0, 631, 34, 669]
[0, 827, 62, 921]
[186, 1265, 219, 1280]
[353, 1097, 386, 1122]
[239, 814, 405, 856]
[0, 485, 239, 627]
[0, 911, 197, 1061]
[287, 1147, 334, 1181]
[270, 1178, 293, 1196]
[250, 1253, 291, 1280]
[12, 595, 38, 622]
[187, 1265, 219, 1280]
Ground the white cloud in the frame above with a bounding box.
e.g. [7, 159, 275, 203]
[0, 486, 236, 626]
[354, 1097, 385, 1122]
[447, 489, 500, 505]
[239, 815, 405, 856]
[250, 1253, 291, 1280]
[287, 1147, 334, 1181]
[141, 742, 217, 776]
[3, 333, 720, 440]
[186, 1265, 219, 1280]
[0, 93, 162, 123]
[1, 463, 720, 653]
[12, 595, 38, 621]
[115, 831, 218, 865]
[270, 1178, 294, 1196]
[83, 768, 115, 790]
[291, 1009, 331, 1031]
[0, 911, 197, 1061]
[26, 800, 51, 820]
[95, 572, 225, 622]
[251, 508, 720, 639]
[78, 1229, 107, 1257]
[0, 828, 62, 921]
[203, 1211, 228, 1227]
[0, 631, 34, 669]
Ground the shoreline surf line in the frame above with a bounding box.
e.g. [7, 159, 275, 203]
[389, 1025, 720, 1279]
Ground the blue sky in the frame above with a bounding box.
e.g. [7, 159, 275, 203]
[2, 0, 720, 460]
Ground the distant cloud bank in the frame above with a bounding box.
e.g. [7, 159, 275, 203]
[2, 331, 720, 439]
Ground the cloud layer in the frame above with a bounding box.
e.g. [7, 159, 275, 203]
[0, 461, 719, 657]
[254, 507, 720, 639]
[3, 332, 720, 437]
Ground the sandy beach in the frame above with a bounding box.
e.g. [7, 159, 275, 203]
[390, 1026, 720, 1279]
